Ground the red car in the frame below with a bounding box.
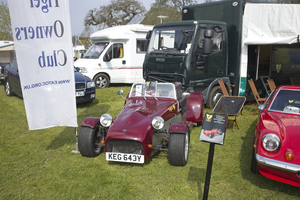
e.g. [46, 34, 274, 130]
[78, 74, 203, 166]
[251, 85, 300, 187]
[203, 129, 223, 138]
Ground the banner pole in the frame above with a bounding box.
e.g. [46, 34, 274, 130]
[71, 127, 80, 153]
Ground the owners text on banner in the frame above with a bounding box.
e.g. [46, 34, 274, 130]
[8, 0, 78, 130]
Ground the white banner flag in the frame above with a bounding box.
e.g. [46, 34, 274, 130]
[8, 0, 78, 130]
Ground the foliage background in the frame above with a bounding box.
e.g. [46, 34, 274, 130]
[1, 84, 300, 199]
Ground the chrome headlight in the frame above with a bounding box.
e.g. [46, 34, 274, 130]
[262, 133, 281, 152]
[87, 81, 95, 88]
[100, 114, 113, 127]
[79, 67, 88, 73]
[152, 116, 164, 130]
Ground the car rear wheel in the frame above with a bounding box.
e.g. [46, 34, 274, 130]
[168, 130, 189, 166]
[251, 139, 260, 174]
[5, 80, 12, 96]
[78, 126, 103, 157]
[94, 73, 109, 89]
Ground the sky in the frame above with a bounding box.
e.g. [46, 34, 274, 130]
[1, 0, 154, 36]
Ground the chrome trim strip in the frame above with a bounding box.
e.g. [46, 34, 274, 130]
[256, 154, 300, 173]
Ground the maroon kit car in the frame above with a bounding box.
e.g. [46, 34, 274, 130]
[251, 85, 300, 187]
[78, 74, 203, 166]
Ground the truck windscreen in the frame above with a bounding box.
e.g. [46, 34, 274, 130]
[147, 25, 195, 55]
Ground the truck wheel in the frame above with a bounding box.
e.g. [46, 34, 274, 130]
[168, 131, 189, 166]
[5, 80, 13, 96]
[251, 139, 260, 174]
[78, 126, 103, 157]
[207, 86, 223, 109]
[94, 74, 109, 89]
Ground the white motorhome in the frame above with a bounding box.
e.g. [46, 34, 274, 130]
[73, 45, 86, 61]
[74, 24, 153, 88]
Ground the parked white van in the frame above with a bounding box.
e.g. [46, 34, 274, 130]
[74, 24, 153, 88]
[73, 45, 86, 61]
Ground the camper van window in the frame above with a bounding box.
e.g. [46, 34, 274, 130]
[83, 42, 108, 59]
[106, 43, 124, 59]
[137, 39, 147, 53]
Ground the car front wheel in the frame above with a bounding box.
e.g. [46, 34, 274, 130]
[168, 130, 189, 166]
[78, 126, 103, 157]
[94, 73, 109, 89]
[5, 80, 12, 96]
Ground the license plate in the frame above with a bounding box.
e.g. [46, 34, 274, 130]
[76, 91, 85, 97]
[106, 152, 144, 164]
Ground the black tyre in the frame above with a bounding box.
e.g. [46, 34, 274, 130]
[208, 133, 214, 138]
[251, 139, 260, 174]
[78, 126, 103, 157]
[207, 86, 223, 109]
[5, 80, 12, 96]
[168, 130, 189, 166]
[94, 73, 109, 89]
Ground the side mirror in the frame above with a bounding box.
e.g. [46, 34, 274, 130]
[117, 90, 126, 100]
[182, 92, 190, 99]
[103, 53, 111, 62]
[203, 29, 214, 55]
[117, 90, 124, 96]
[146, 30, 152, 40]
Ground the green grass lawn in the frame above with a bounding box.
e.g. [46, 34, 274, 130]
[1, 83, 300, 199]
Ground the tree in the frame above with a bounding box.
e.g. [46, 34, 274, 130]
[0, 2, 13, 41]
[170, 0, 198, 12]
[141, 0, 198, 25]
[83, 0, 146, 30]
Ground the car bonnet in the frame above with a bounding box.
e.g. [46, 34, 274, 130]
[106, 98, 177, 141]
[268, 112, 300, 149]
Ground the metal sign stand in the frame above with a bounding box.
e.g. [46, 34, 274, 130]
[199, 113, 228, 200]
[203, 143, 215, 200]
[71, 127, 80, 153]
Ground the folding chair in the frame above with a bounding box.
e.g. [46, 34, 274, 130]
[218, 79, 229, 96]
[218, 79, 244, 115]
[267, 79, 276, 92]
[213, 96, 246, 132]
[248, 79, 267, 115]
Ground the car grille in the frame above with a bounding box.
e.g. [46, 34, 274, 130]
[76, 83, 85, 89]
[106, 139, 143, 155]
